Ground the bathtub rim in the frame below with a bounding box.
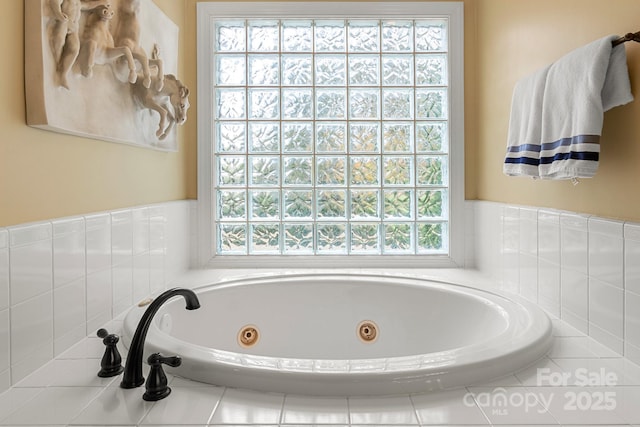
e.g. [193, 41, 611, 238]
[122, 272, 553, 394]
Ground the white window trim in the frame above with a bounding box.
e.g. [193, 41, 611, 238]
[196, 2, 465, 268]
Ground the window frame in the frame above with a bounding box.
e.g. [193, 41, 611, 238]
[196, 1, 465, 268]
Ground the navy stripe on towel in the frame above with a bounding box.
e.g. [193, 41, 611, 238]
[506, 134, 600, 153]
[505, 150, 599, 165]
[505, 134, 600, 167]
[506, 143, 542, 153]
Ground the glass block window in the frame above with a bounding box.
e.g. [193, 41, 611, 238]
[212, 17, 453, 256]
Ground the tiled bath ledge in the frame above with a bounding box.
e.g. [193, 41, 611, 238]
[0, 305, 639, 426]
[470, 201, 640, 366]
[0, 200, 194, 392]
[2, 199, 640, 425]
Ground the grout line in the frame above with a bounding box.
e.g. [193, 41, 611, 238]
[206, 385, 227, 425]
[623, 231, 627, 361]
[5, 230, 11, 388]
[408, 393, 421, 426]
[463, 385, 492, 425]
[279, 393, 287, 425]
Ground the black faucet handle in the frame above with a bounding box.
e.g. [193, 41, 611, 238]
[151, 353, 182, 368]
[143, 353, 182, 401]
[97, 328, 118, 343]
[96, 329, 124, 378]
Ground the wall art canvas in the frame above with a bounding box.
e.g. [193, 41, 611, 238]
[25, 0, 189, 151]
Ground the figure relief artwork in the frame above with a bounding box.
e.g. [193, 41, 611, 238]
[76, 3, 138, 84]
[112, 0, 164, 90]
[132, 46, 189, 140]
[25, 0, 186, 151]
[48, 0, 111, 89]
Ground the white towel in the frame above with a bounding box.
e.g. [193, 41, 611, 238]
[504, 35, 634, 179]
[503, 65, 551, 177]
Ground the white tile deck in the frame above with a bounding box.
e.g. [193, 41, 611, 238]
[2, 267, 640, 426]
[0, 315, 639, 426]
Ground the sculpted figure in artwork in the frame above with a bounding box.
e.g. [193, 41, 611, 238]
[48, 0, 109, 88]
[132, 48, 190, 140]
[76, 3, 138, 84]
[113, 0, 163, 90]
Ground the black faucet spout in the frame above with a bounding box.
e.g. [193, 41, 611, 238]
[120, 288, 200, 389]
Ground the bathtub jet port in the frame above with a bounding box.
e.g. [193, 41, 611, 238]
[238, 325, 259, 347]
[358, 320, 378, 343]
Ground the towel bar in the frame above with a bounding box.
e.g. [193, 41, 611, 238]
[612, 31, 640, 47]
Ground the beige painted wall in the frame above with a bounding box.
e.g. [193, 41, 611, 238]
[6, 1, 639, 227]
[0, 1, 191, 227]
[475, 0, 640, 221]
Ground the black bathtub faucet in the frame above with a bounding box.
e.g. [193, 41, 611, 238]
[120, 288, 200, 389]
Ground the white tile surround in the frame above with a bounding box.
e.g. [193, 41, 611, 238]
[471, 200, 640, 364]
[2, 199, 640, 425]
[0, 200, 194, 392]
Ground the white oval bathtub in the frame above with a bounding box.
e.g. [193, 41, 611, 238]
[122, 273, 553, 396]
